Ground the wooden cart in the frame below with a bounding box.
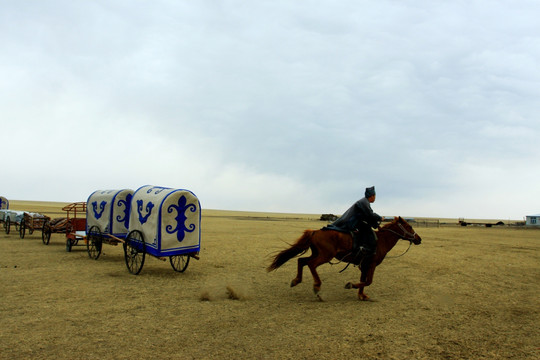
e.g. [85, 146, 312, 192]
[19, 212, 50, 239]
[0, 197, 10, 233]
[41, 202, 87, 250]
[41, 217, 69, 245]
[2, 210, 24, 235]
[64, 202, 87, 252]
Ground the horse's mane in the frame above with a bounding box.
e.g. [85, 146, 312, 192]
[380, 217, 399, 229]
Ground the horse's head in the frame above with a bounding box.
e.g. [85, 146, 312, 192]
[387, 216, 422, 245]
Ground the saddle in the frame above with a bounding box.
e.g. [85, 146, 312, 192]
[321, 225, 377, 264]
[352, 228, 377, 248]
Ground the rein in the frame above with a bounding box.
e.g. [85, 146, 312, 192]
[384, 239, 412, 259]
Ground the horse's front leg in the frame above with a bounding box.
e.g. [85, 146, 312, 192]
[344, 281, 370, 300]
[345, 263, 376, 301]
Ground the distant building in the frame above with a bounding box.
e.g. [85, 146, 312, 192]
[525, 214, 540, 226]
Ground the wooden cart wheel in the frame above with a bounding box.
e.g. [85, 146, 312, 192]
[5, 217, 10, 235]
[123, 230, 146, 275]
[87, 226, 103, 260]
[66, 238, 73, 252]
[42, 221, 51, 245]
[169, 255, 190, 272]
[65, 222, 75, 252]
[19, 219, 26, 239]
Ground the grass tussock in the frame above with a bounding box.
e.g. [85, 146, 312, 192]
[226, 284, 250, 300]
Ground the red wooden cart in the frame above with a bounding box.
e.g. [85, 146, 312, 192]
[41, 202, 87, 251]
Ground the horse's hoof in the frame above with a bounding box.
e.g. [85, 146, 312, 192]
[358, 294, 370, 301]
[313, 288, 324, 301]
[290, 279, 299, 287]
[344, 282, 353, 289]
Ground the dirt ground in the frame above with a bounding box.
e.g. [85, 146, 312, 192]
[1, 202, 539, 359]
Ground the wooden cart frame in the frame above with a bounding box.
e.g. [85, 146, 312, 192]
[19, 212, 50, 239]
[41, 202, 87, 250]
[64, 202, 87, 252]
[41, 217, 68, 245]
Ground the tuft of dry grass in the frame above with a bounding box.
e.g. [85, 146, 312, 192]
[199, 290, 212, 301]
[226, 285, 240, 300]
[225, 284, 250, 300]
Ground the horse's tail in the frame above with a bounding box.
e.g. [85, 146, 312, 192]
[267, 230, 314, 272]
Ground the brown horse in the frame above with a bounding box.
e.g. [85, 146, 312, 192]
[267, 216, 422, 300]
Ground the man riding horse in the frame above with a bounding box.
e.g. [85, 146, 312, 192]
[324, 186, 382, 260]
[268, 186, 421, 300]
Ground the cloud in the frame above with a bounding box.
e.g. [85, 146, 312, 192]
[1, 1, 539, 219]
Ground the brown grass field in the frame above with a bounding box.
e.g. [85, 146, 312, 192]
[1, 201, 539, 359]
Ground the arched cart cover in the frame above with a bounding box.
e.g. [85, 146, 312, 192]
[129, 185, 201, 257]
[3, 210, 24, 223]
[87, 189, 133, 237]
[0, 196, 8, 210]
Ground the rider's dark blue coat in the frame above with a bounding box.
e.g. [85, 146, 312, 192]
[330, 197, 382, 232]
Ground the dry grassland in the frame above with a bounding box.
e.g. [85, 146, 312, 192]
[1, 201, 539, 359]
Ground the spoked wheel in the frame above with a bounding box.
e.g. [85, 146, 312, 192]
[87, 226, 103, 260]
[124, 230, 146, 275]
[19, 219, 26, 239]
[5, 217, 10, 234]
[65, 222, 74, 252]
[170, 255, 190, 272]
[42, 221, 51, 245]
[66, 238, 73, 252]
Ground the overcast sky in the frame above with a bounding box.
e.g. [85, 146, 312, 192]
[1, 1, 539, 220]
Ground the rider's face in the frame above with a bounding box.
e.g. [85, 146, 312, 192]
[368, 195, 376, 203]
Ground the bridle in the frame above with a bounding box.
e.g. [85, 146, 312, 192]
[380, 222, 418, 242]
[379, 222, 417, 259]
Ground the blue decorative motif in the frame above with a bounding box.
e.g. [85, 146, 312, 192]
[0, 198, 7, 209]
[166, 195, 197, 243]
[137, 199, 154, 224]
[116, 194, 132, 229]
[92, 201, 107, 219]
[146, 186, 167, 195]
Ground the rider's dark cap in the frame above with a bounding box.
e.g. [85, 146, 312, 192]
[365, 186, 376, 198]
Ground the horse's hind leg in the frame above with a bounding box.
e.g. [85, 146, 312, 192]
[307, 255, 333, 295]
[290, 256, 309, 287]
